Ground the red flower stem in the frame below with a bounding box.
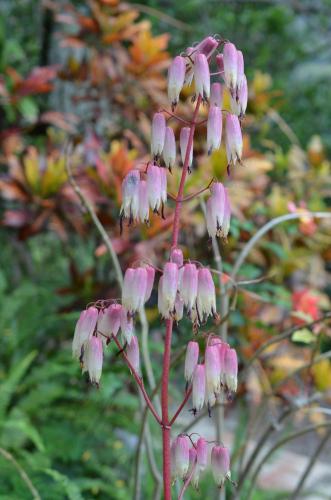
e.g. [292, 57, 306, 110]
[178, 459, 197, 500]
[161, 95, 202, 500]
[161, 108, 191, 126]
[112, 335, 162, 425]
[169, 386, 193, 426]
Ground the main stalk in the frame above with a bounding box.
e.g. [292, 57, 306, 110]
[161, 96, 202, 499]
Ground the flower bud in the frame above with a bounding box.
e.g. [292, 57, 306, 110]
[97, 303, 122, 341]
[225, 347, 238, 392]
[197, 268, 216, 321]
[207, 106, 222, 154]
[173, 435, 190, 479]
[162, 262, 179, 314]
[83, 336, 103, 385]
[231, 74, 248, 117]
[180, 127, 193, 168]
[211, 445, 231, 487]
[225, 113, 243, 167]
[192, 364, 205, 413]
[236, 50, 245, 90]
[195, 36, 218, 59]
[194, 53, 210, 100]
[210, 82, 223, 108]
[151, 112, 166, 158]
[205, 344, 221, 399]
[138, 180, 149, 224]
[72, 306, 98, 359]
[120, 169, 140, 221]
[144, 265, 155, 303]
[126, 335, 140, 374]
[120, 307, 134, 344]
[146, 164, 162, 212]
[170, 247, 183, 267]
[196, 437, 208, 470]
[168, 56, 186, 107]
[180, 263, 198, 312]
[160, 167, 167, 204]
[184, 341, 199, 382]
[223, 42, 238, 93]
[163, 126, 176, 170]
[122, 267, 147, 313]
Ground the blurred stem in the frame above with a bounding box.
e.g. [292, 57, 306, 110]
[0, 448, 41, 500]
[178, 460, 197, 500]
[290, 427, 331, 500]
[231, 212, 331, 280]
[246, 421, 331, 500]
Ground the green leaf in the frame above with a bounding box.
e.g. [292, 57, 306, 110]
[41, 469, 83, 500]
[2, 418, 45, 452]
[17, 97, 38, 122]
[292, 328, 316, 344]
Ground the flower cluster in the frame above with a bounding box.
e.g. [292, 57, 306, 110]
[171, 434, 231, 489]
[185, 338, 238, 414]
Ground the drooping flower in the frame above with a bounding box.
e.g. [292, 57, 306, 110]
[225, 113, 243, 167]
[195, 36, 219, 59]
[161, 262, 179, 314]
[223, 42, 238, 94]
[126, 335, 140, 374]
[196, 268, 217, 321]
[206, 182, 231, 240]
[194, 53, 210, 100]
[205, 344, 221, 402]
[192, 364, 206, 413]
[163, 126, 176, 170]
[160, 167, 167, 205]
[207, 106, 222, 154]
[122, 267, 147, 313]
[173, 293, 184, 322]
[168, 56, 186, 108]
[173, 435, 190, 479]
[236, 50, 245, 92]
[224, 347, 238, 392]
[210, 82, 223, 108]
[180, 127, 193, 168]
[231, 74, 248, 117]
[196, 438, 208, 470]
[72, 306, 99, 359]
[138, 180, 149, 224]
[97, 303, 122, 341]
[120, 307, 134, 345]
[146, 164, 162, 212]
[180, 263, 198, 312]
[184, 341, 199, 382]
[120, 169, 140, 222]
[151, 112, 166, 158]
[211, 445, 231, 487]
[144, 265, 155, 303]
[82, 336, 103, 385]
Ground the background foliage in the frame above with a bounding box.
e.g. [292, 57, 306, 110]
[0, 1, 330, 499]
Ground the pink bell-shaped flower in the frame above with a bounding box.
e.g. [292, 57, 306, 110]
[225, 113, 243, 167]
[122, 267, 147, 313]
[196, 437, 208, 470]
[97, 303, 122, 341]
[151, 112, 166, 158]
[82, 336, 103, 385]
[146, 164, 162, 212]
[160, 167, 167, 205]
[223, 42, 238, 94]
[173, 435, 190, 480]
[184, 341, 199, 382]
[144, 265, 155, 303]
[163, 126, 176, 170]
[72, 306, 98, 359]
[194, 53, 210, 100]
[167, 56, 186, 108]
[195, 36, 219, 59]
[225, 347, 238, 392]
[138, 179, 149, 224]
[161, 262, 179, 314]
[210, 82, 223, 108]
[231, 74, 248, 117]
[196, 268, 217, 321]
[206, 182, 231, 240]
[211, 445, 231, 487]
[126, 335, 140, 374]
[207, 105, 222, 154]
[120, 307, 134, 345]
[205, 344, 221, 402]
[120, 169, 140, 221]
[192, 364, 206, 413]
[180, 127, 193, 168]
[236, 50, 245, 92]
[180, 263, 198, 312]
